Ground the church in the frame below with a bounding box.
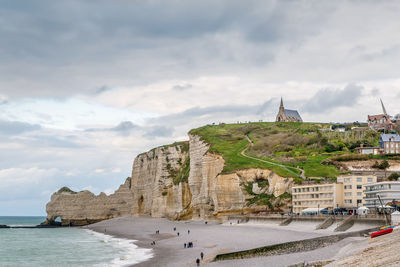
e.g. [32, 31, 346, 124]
[275, 98, 303, 122]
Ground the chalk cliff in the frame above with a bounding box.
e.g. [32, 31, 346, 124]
[45, 136, 293, 225]
[44, 178, 134, 226]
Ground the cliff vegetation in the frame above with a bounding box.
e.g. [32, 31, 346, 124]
[190, 122, 379, 179]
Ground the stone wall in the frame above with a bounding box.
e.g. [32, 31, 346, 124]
[213, 227, 378, 262]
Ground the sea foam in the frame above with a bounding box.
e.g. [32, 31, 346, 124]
[86, 230, 153, 267]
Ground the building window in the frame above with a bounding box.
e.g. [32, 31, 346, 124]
[357, 177, 362, 182]
[345, 192, 352, 196]
[344, 199, 352, 204]
[357, 199, 362, 204]
[357, 185, 362, 189]
[344, 178, 351, 183]
[368, 178, 373, 182]
[344, 185, 352, 190]
[357, 192, 362, 196]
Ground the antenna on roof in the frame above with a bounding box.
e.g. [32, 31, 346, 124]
[380, 98, 388, 115]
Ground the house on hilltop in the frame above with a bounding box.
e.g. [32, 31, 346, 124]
[275, 98, 303, 122]
[368, 99, 394, 132]
[380, 133, 400, 154]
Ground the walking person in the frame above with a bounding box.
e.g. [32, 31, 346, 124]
[188, 229, 190, 234]
[196, 258, 200, 266]
[200, 252, 204, 260]
[184, 243, 186, 248]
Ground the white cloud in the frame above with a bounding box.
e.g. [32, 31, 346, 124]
[0, 167, 60, 189]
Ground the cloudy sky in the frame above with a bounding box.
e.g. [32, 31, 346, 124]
[1, 0, 400, 215]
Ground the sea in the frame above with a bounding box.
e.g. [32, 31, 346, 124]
[0, 216, 153, 267]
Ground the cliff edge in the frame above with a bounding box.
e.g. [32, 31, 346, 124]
[44, 134, 293, 226]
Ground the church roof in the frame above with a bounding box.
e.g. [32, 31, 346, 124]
[284, 109, 302, 121]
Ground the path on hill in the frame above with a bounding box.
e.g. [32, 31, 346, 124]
[241, 135, 305, 179]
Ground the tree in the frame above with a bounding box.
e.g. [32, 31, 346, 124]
[380, 160, 390, 170]
[372, 160, 390, 170]
[388, 173, 400, 181]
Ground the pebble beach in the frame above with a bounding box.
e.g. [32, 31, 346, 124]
[85, 216, 377, 267]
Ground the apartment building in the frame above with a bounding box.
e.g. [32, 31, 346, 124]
[292, 183, 343, 214]
[337, 175, 377, 208]
[364, 181, 400, 207]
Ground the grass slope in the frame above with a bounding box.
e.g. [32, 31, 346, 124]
[190, 122, 378, 179]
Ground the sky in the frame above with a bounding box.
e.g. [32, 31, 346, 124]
[1, 0, 400, 215]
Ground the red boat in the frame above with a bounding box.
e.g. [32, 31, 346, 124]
[371, 228, 393, 238]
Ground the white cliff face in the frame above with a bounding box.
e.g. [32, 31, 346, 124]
[131, 143, 191, 219]
[187, 135, 293, 219]
[45, 178, 135, 226]
[188, 134, 225, 219]
[45, 136, 294, 225]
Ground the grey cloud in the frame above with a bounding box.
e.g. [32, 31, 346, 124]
[302, 84, 363, 113]
[370, 88, 380, 96]
[149, 99, 275, 127]
[111, 121, 138, 132]
[95, 85, 113, 94]
[86, 120, 171, 138]
[172, 84, 193, 91]
[360, 44, 400, 62]
[0, 120, 41, 135]
[0, 95, 8, 105]
[144, 126, 174, 139]
[27, 135, 82, 148]
[86, 121, 138, 134]
[0, 0, 348, 99]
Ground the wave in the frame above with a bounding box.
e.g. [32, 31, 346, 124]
[84, 229, 153, 267]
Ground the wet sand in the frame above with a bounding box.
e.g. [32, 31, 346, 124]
[85, 216, 374, 267]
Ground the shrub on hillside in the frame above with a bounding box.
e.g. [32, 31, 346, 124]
[372, 160, 390, 170]
[57, 187, 77, 194]
[330, 154, 370, 162]
[388, 173, 400, 181]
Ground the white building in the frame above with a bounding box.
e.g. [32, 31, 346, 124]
[364, 181, 400, 207]
[292, 183, 343, 214]
[337, 175, 377, 208]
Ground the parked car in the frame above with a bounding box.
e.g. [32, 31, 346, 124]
[319, 208, 330, 215]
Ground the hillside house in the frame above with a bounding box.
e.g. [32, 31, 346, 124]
[380, 134, 400, 154]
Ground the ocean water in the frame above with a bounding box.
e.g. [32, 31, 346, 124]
[0, 217, 152, 267]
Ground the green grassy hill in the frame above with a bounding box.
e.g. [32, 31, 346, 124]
[189, 122, 379, 181]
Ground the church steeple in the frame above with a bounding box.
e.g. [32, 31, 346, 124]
[280, 97, 284, 109]
[380, 98, 388, 115]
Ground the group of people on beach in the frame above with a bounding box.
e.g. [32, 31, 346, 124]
[195, 252, 204, 266]
[184, 241, 193, 248]
[152, 225, 205, 265]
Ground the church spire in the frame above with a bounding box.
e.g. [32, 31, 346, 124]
[380, 98, 388, 115]
[280, 97, 284, 108]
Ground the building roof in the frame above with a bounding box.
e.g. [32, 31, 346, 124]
[284, 109, 302, 121]
[380, 134, 400, 142]
[368, 114, 390, 120]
